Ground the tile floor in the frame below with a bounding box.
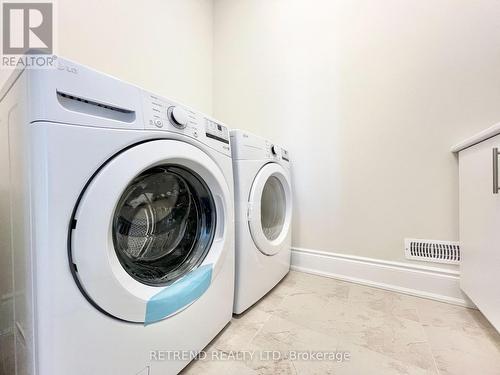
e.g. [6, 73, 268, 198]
[183, 271, 500, 375]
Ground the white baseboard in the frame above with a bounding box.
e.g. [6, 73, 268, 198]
[291, 247, 475, 308]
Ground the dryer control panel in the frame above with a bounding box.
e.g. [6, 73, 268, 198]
[265, 141, 289, 163]
[142, 92, 231, 156]
[230, 129, 290, 167]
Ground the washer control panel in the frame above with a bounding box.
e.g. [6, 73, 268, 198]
[143, 92, 231, 156]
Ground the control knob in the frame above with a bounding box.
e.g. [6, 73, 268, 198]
[271, 145, 278, 155]
[168, 106, 189, 129]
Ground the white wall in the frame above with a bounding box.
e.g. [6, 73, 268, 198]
[1, 0, 214, 114]
[59, 0, 213, 113]
[213, 0, 500, 263]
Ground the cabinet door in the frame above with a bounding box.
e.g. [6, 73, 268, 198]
[459, 133, 500, 331]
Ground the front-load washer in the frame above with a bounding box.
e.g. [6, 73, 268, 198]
[0, 58, 234, 375]
[230, 130, 292, 314]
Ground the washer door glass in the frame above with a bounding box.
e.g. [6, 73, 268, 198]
[261, 176, 286, 241]
[113, 165, 216, 286]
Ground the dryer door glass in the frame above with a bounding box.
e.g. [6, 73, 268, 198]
[112, 165, 216, 286]
[261, 176, 286, 241]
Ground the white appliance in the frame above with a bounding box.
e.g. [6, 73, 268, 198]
[230, 130, 292, 314]
[0, 58, 234, 375]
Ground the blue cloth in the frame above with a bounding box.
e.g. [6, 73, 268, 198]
[145, 264, 213, 325]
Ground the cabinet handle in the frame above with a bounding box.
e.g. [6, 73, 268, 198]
[494, 148, 500, 194]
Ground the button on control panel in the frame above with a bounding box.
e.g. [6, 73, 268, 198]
[154, 119, 163, 128]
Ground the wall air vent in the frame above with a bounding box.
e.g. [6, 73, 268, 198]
[404, 238, 460, 265]
[56, 91, 136, 123]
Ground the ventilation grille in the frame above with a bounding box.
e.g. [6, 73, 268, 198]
[404, 238, 460, 264]
[56, 91, 136, 123]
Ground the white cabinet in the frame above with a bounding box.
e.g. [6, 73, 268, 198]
[458, 133, 500, 331]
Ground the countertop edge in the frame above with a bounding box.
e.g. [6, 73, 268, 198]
[451, 122, 500, 153]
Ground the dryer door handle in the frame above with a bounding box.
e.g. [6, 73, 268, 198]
[247, 202, 253, 221]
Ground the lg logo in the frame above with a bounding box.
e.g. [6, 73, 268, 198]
[57, 62, 78, 74]
[2, 2, 53, 54]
